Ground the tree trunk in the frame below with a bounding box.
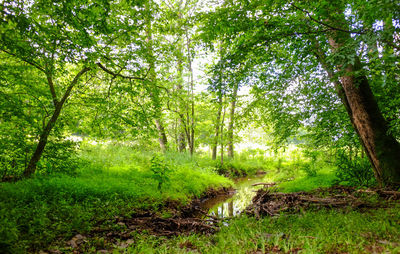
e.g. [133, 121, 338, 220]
[155, 119, 168, 152]
[212, 93, 223, 160]
[327, 28, 400, 187]
[177, 58, 186, 152]
[24, 67, 90, 177]
[178, 131, 186, 152]
[228, 201, 233, 217]
[220, 97, 226, 166]
[146, 2, 168, 152]
[227, 83, 238, 158]
[24, 103, 62, 177]
[185, 28, 195, 156]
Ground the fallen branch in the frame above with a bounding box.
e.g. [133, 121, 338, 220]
[246, 186, 397, 217]
[251, 182, 277, 187]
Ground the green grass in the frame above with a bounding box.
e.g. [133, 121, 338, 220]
[120, 155, 400, 254]
[0, 143, 232, 253]
[2, 144, 396, 253]
[126, 207, 400, 253]
[279, 166, 338, 192]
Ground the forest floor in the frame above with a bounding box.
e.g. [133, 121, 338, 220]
[48, 185, 399, 254]
[1, 145, 399, 253]
[58, 185, 400, 254]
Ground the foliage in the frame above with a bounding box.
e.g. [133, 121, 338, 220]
[127, 207, 400, 253]
[334, 151, 376, 187]
[150, 155, 174, 191]
[279, 167, 337, 193]
[0, 144, 231, 253]
[300, 150, 320, 177]
[0, 0, 399, 252]
[36, 139, 79, 176]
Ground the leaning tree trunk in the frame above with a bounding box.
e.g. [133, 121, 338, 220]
[327, 29, 400, 187]
[24, 67, 90, 177]
[24, 103, 62, 177]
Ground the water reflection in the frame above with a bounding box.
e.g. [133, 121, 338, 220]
[201, 174, 269, 218]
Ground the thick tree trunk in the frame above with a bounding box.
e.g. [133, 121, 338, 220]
[228, 201, 233, 217]
[328, 36, 400, 187]
[227, 83, 238, 158]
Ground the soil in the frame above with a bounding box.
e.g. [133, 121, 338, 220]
[47, 186, 399, 253]
[48, 187, 233, 253]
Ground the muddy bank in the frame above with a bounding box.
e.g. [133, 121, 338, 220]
[246, 186, 400, 218]
[95, 187, 234, 236]
[51, 187, 233, 253]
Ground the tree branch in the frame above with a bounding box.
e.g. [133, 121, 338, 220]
[290, 4, 365, 35]
[59, 67, 91, 106]
[97, 63, 147, 81]
[46, 74, 58, 106]
[0, 49, 45, 72]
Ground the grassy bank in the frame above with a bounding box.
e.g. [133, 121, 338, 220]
[122, 151, 399, 254]
[0, 143, 232, 253]
[129, 206, 400, 253]
[2, 143, 397, 253]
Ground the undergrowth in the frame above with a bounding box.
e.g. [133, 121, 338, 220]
[128, 206, 400, 253]
[0, 143, 231, 253]
[1, 143, 393, 253]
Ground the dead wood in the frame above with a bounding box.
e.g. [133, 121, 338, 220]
[246, 186, 399, 218]
[251, 182, 277, 187]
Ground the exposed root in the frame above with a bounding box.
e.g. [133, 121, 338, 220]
[246, 186, 400, 218]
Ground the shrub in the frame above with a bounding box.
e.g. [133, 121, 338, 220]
[37, 138, 80, 176]
[334, 151, 375, 187]
[300, 150, 320, 177]
[301, 163, 317, 177]
[150, 155, 174, 191]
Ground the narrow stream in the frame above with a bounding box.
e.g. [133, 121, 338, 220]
[200, 173, 270, 218]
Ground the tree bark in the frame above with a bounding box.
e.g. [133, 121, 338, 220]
[24, 67, 90, 177]
[220, 97, 226, 165]
[155, 119, 168, 152]
[177, 57, 186, 152]
[146, 2, 168, 152]
[327, 26, 400, 187]
[227, 83, 238, 158]
[212, 93, 223, 160]
[186, 29, 195, 156]
[178, 131, 186, 152]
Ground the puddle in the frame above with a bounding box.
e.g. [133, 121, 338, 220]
[200, 174, 270, 218]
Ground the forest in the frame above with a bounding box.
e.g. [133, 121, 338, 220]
[0, 0, 399, 253]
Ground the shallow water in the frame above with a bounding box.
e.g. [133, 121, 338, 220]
[201, 174, 270, 218]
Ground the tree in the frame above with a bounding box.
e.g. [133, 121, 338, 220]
[0, 0, 147, 176]
[201, 0, 400, 186]
[227, 82, 238, 158]
[321, 2, 400, 186]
